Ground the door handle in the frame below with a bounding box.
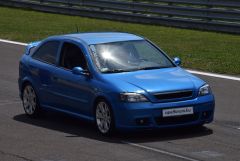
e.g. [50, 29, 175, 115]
[52, 76, 58, 81]
[42, 84, 48, 87]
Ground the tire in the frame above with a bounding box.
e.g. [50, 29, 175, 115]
[22, 84, 41, 117]
[95, 99, 115, 136]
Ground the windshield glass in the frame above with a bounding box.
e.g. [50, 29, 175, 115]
[89, 40, 175, 73]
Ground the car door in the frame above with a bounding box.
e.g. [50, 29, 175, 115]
[29, 40, 60, 107]
[51, 40, 95, 117]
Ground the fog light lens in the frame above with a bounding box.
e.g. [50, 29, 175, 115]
[136, 118, 149, 125]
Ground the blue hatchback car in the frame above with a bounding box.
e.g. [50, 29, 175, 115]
[18, 32, 215, 135]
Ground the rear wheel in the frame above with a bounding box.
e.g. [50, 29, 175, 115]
[95, 100, 114, 136]
[22, 84, 41, 117]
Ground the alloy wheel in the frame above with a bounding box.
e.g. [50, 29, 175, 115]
[23, 85, 37, 115]
[96, 101, 112, 134]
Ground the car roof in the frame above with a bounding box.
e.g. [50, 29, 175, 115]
[62, 32, 144, 45]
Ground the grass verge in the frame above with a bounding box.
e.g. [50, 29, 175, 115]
[0, 6, 239, 75]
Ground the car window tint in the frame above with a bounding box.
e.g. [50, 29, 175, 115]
[32, 41, 59, 65]
[59, 42, 87, 70]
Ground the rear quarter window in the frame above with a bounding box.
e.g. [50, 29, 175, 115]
[32, 41, 60, 65]
[29, 47, 36, 55]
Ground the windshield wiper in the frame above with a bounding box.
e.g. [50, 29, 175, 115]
[138, 66, 165, 70]
[138, 66, 173, 70]
[101, 69, 129, 73]
[102, 66, 171, 73]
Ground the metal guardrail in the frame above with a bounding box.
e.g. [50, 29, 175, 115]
[0, 0, 240, 34]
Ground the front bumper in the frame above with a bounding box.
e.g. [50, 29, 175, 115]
[112, 94, 215, 130]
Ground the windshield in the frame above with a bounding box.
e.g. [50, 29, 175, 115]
[89, 40, 175, 73]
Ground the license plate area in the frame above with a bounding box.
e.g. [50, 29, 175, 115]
[162, 107, 193, 117]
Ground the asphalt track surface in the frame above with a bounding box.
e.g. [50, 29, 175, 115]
[0, 41, 240, 161]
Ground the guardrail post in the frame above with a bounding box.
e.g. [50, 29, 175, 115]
[206, 0, 213, 22]
[68, 0, 72, 7]
[168, 1, 173, 18]
[78, 0, 83, 6]
[132, 0, 137, 14]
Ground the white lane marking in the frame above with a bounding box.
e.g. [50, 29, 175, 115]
[122, 141, 199, 161]
[192, 151, 224, 158]
[237, 127, 240, 130]
[1, 38, 240, 81]
[0, 39, 27, 46]
[0, 101, 21, 106]
[187, 69, 240, 81]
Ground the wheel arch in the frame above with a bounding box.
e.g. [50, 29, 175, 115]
[92, 95, 115, 120]
[20, 78, 39, 101]
[20, 79, 33, 99]
[93, 96, 109, 113]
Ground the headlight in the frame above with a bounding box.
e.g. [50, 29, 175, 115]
[120, 93, 148, 102]
[199, 84, 211, 96]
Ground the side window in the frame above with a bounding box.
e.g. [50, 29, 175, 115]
[59, 42, 87, 70]
[32, 41, 60, 65]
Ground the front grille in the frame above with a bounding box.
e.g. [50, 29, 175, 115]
[154, 90, 193, 100]
[155, 113, 199, 125]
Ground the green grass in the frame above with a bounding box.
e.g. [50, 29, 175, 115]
[0, 6, 240, 75]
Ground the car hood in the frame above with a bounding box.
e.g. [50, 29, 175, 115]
[102, 67, 205, 93]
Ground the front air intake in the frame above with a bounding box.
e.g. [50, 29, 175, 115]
[154, 90, 193, 100]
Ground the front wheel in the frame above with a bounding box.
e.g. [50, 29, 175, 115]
[95, 100, 115, 136]
[22, 84, 41, 117]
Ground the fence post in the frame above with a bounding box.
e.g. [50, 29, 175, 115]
[168, 1, 173, 18]
[68, 0, 72, 7]
[206, 0, 213, 22]
[132, 0, 137, 14]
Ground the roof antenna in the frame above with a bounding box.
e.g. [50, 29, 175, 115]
[75, 24, 79, 33]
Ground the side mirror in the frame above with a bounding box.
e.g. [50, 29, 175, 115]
[72, 67, 90, 76]
[173, 57, 181, 66]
